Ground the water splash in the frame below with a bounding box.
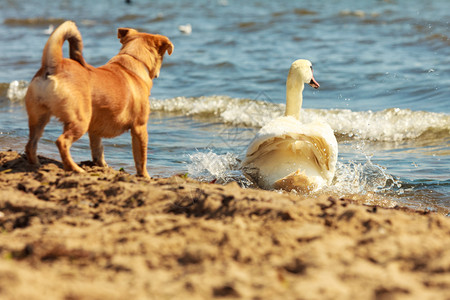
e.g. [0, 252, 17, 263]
[186, 146, 403, 204]
[332, 157, 402, 196]
[186, 150, 252, 186]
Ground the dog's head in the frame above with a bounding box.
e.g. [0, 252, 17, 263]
[118, 28, 173, 79]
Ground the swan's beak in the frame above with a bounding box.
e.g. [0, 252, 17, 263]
[309, 74, 320, 89]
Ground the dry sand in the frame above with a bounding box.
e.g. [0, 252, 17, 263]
[0, 150, 449, 300]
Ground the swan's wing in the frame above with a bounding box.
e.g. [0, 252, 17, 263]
[244, 118, 338, 173]
[242, 117, 338, 188]
[244, 133, 333, 172]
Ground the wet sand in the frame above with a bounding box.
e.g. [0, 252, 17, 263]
[0, 150, 449, 299]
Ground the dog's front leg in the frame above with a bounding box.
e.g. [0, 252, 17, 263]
[89, 133, 107, 167]
[131, 124, 150, 178]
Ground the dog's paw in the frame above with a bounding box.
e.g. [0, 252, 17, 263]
[24, 154, 40, 167]
[94, 161, 108, 168]
[28, 161, 41, 168]
[64, 164, 86, 174]
[137, 171, 151, 179]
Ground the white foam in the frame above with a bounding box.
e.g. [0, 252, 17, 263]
[6, 80, 29, 102]
[151, 96, 450, 143]
[306, 108, 450, 142]
[151, 96, 284, 127]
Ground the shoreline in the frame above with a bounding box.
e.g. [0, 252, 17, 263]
[1, 150, 450, 299]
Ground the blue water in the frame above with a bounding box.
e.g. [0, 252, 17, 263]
[0, 0, 449, 212]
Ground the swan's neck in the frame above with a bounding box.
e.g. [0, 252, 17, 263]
[285, 78, 304, 120]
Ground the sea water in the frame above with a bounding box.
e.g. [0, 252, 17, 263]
[0, 0, 449, 213]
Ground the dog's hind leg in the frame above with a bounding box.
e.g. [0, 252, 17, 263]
[89, 133, 107, 167]
[131, 124, 150, 178]
[25, 107, 51, 166]
[56, 120, 89, 173]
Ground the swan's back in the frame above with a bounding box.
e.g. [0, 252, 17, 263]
[242, 116, 338, 192]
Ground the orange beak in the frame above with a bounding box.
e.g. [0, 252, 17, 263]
[309, 72, 320, 89]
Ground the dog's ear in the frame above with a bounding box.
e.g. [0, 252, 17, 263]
[117, 28, 138, 44]
[157, 36, 174, 56]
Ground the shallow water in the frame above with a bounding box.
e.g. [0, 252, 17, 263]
[0, 0, 449, 213]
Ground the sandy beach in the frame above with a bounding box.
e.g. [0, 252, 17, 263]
[0, 149, 449, 299]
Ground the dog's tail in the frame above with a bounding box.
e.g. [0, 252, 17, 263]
[42, 21, 87, 74]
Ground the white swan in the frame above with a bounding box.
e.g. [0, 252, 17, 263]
[241, 59, 338, 193]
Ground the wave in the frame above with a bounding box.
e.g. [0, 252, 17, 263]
[0, 81, 28, 104]
[151, 96, 450, 143]
[2, 81, 449, 143]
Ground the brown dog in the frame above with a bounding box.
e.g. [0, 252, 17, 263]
[25, 21, 173, 178]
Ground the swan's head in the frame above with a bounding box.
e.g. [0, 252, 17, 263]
[289, 59, 320, 89]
